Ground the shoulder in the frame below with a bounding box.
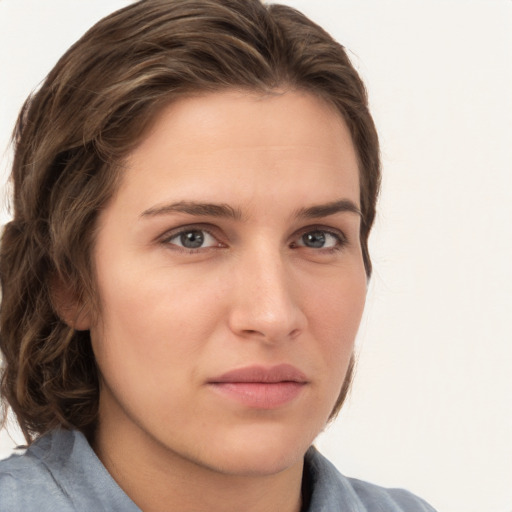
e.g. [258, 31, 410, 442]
[305, 446, 437, 512]
[0, 431, 77, 511]
[345, 476, 437, 511]
[0, 429, 139, 512]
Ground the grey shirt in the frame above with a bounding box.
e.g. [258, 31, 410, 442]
[0, 429, 436, 511]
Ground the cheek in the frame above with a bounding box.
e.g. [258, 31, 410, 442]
[307, 266, 366, 335]
[304, 268, 366, 379]
[89, 261, 226, 382]
[88, 273, 226, 426]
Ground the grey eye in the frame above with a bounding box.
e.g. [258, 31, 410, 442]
[301, 231, 326, 248]
[296, 230, 341, 250]
[166, 229, 218, 249]
[180, 230, 205, 248]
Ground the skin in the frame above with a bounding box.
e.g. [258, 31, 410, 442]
[80, 90, 367, 512]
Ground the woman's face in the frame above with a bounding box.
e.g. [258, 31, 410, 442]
[88, 90, 366, 476]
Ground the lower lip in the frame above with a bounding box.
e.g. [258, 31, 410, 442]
[209, 382, 305, 409]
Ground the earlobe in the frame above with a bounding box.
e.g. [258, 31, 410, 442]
[50, 276, 92, 331]
[69, 304, 92, 331]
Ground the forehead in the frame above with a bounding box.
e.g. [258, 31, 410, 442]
[115, 89, 360, 213]
[129, 89, 356, 163]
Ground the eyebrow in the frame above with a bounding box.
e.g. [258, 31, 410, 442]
[141, 199, 362, 220]
[140, 198, 361, 221]
[295, 199, 362, 219]
[141, 201, 243, 220]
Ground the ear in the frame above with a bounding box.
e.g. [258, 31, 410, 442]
[50, 275, 92, 331]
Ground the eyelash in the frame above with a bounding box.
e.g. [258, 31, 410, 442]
[159, 224, 224, 254]
[159, 224, 348, 254]
[291, 226, 347, 253]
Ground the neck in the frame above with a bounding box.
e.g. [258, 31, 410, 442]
[93, 413, 304, 512]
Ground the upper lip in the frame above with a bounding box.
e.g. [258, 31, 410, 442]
[209, 364, 308, 384]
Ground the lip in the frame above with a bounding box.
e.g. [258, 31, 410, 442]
[208, 364, 308, 409]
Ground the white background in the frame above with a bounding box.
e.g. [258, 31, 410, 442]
[1, 1, 511, 511]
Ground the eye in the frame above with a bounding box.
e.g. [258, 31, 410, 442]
[164, 228, 221, 250]
[293, 229, 344, 250]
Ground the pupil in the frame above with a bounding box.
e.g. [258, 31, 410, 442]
[180, 230, 204, 248]
[303, 231, 325, 248]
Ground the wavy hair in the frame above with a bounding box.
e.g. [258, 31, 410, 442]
[0, 0, 380, 442]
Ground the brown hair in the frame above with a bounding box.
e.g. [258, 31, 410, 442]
[0, 0, 380, 442]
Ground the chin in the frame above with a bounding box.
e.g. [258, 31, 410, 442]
[196, 422, 317, 477]
[210, 448, 304, 477]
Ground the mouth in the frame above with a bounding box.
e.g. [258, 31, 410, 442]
[208, 364, 308, 409]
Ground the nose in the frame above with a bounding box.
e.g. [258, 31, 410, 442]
[227, 247, 307, 343]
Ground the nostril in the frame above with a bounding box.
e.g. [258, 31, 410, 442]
[289, 328, 301, 339]
[239, 327, 302, 341]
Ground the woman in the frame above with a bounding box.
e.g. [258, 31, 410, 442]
[0, 1, 436, 510]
